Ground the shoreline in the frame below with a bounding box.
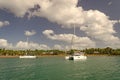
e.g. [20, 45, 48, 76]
[0, 56, 19, 58]
[0, 55, 65, 58]
[0, 54, 119, 58]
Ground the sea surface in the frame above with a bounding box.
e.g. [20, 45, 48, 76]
[0, 56, 120, 80]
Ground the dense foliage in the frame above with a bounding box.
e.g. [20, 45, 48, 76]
[83, 47, 120, 55]
[0, 47, 120, 56]
[0, 49, 65, 56]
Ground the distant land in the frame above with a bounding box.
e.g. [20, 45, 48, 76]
[0, 47, 120, 57]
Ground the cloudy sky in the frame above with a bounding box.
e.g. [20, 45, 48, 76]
[0, 0, 120, 50]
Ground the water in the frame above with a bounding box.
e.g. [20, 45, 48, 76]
[0, 56, 120, 80]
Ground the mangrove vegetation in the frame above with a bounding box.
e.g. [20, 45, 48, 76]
[0, 47, 120, 56]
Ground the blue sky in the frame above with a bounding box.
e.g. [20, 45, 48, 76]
[0, 0, 120, 50]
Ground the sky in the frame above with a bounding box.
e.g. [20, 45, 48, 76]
[0, 0, 120, 50]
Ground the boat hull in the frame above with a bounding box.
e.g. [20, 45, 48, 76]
[65, 55, 87, 60]
[65, 56, 73, 60]
[19, 56, 36, 58]
[73, 55, 87, 60]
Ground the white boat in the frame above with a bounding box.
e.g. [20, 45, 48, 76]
[65, 52, 87, 60]
[19, 55, 36, 58]
[72, 52, 87, 60]
[65, 56, 70, 60]
[65, 24, 87, 60]
[19, 36, 36, 59]
[19, 52, 37, 58]
[65, 55, 73, 60]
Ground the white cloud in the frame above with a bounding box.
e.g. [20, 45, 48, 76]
[16, 41, 49, 50]
[32, 0, 84, 25]
[80, 10, 120, 47]
[53, 44, 63, 50]
[118, 20, 120, 23]
[0, 39, 13, 49]
[0, 0, 120, 48]
[0, 0, 81, 24]
[108, 2, 112, 6]
[32, 0, 120, 48]
[0, 38, 50, 50]
[24, 30, 36, 36]
[0, 39, 8, 47]
[43, 29, 96, 49]
[0, 21, 9, 28]
[0, 0, 41, 17]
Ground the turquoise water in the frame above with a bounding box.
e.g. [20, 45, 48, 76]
[0, 56, 120, 80]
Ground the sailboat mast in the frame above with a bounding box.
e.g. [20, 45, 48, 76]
[74, 24, 75, 37]
[26, 37, 29, 55]
[73, 24, 75, 50]
[71, 24, 75, 50]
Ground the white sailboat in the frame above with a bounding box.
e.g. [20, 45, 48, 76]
[19, 37, 36, 59]
[65, 24, 87, 60]
[72, 52, 87, 60]
[19, 55, 36, 58]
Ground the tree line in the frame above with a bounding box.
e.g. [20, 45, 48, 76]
[0, 47, 120, 56]
[82, 47, 120, 55]
[0, 48, 65, 56]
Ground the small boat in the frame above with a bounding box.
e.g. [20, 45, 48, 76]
[19, 55, 36, 58]
[73, 52, 87, 60]
[65, 55, 73, 60]
[65, 52, 87, 60]
[19, 52, 36, 59]
[65, 24, 87, 60]
[19, 36, 37, 59]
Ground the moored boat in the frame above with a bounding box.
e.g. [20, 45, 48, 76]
[19, 55, 36, 58]
[65, 52, 87, 60]
[65, 24, 87, 60]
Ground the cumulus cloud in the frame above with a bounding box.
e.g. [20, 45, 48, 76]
[80, 10, 120, 47]
[108, 2, 112, 6]
[0, 39, 13, 49]
[53, 44, 63, 50]
[35, 0, 120, 48]
[16, 41, 49, 50]
[0, 21, 9, 28]
[43, 29, 96, 49]
[0, 0, 82, 24]
[118, 20, 120, 23]
[24, 30, 36, 36]
[0, 38, 50, 50]
[0, 0, 41, 17]
[0, 0, 120, 48]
